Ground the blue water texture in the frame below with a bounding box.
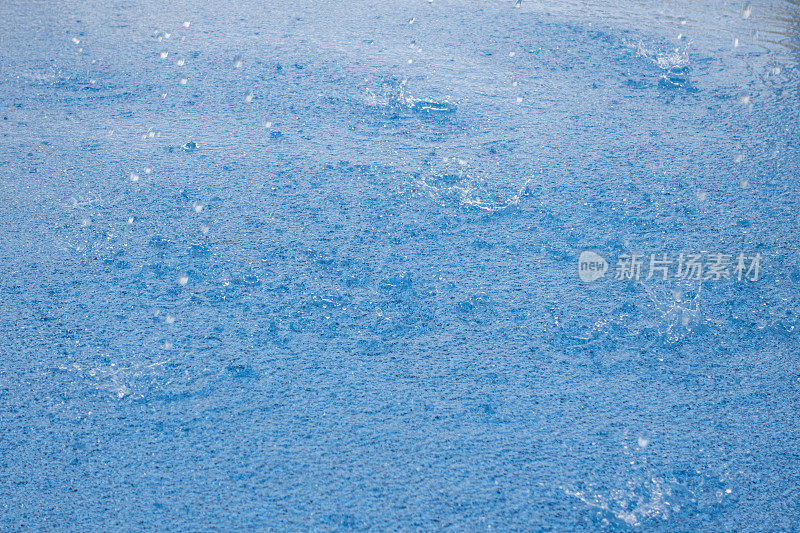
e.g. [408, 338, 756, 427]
[1, 0, 799, 530]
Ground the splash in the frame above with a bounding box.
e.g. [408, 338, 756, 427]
[408, 157, 532, 213]
[364, 77, 457, 115]
[634, 41, 694, 89]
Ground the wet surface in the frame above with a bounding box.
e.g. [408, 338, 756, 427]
[1, 0, 799, 529]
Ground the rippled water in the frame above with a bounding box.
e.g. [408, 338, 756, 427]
[1, 0, 798, 529]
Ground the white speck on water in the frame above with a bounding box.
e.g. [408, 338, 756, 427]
[178, 275, 189, 286]
[409, 17, 415, 24]
[161, 93, 168, 98]
[234, 58, 243, 68]
[165, 314, 175, 324]
[696, 190, 708, 201]
[740, 178, 750, 188]
[516, 96, 523, 103]
[164, 32, 171, 39]
[743, 4, 752, 19]
[183, 21, 191, 28]
[129, 173, 139, 182]
[193, 202, 204, 213]
[407, 59, 413, 64]
[180, 78, 188, 85]
[160, 51, 168, 59]
[176, 59, 185, 66]
[734, 37, 739, 47]
[734, 153, 744, 163]
[144, 167, 152, 174]
[127, 217, 134, 224]
[245, 92, 253, 103]
[637, 436, 650, 448]
[264, 121, 273, 128]
[71, 37, 80, 44]
[201, 224, 210, 235]
[509, 51, 516, 57]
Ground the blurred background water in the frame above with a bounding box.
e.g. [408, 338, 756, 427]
[0, 0, 798, 529]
